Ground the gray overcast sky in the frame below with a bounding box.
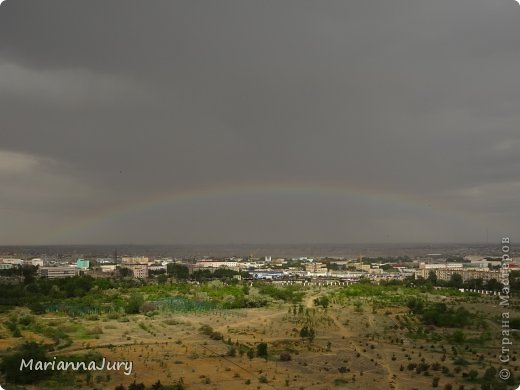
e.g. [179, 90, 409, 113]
[0, 0, 519, 245]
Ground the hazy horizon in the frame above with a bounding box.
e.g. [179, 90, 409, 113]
[0, 242, 514, 259]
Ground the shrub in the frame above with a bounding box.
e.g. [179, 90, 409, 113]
[279, 352, 292, 361]
[0, 342, 52, 384]
[256, 343, 268, 358]
[125, 293, 144, 314]
[128, 381, 145, 390]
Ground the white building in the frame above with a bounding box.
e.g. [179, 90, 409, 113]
[100, 265, 117, 273]
[194, 260, 239, 271]
[121, 256, 149, 265]
[28, 258, 44, 267]
[1, 258, 24, 266]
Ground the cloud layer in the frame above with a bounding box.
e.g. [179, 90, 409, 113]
[0, 0, 519, 244]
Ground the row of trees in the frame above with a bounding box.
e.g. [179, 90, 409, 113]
[406, 299, 472, 328]
[166, 264, 248, 281]
[0, 274, 142, 307]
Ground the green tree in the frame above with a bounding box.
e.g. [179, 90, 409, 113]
[486, 278, 502, 291]
[157, 274, 168, 284]
[118, 267, 133, 278]
[125, 292, 144, 314]
[427, 271, 438, 285]
[29, 301, 46, 315]
[314, 296, 330, 308]
[128, 381, 145, 390]
[167, 264, 190, 279]
[0, 342, 52, 384]
[22, 265, 38, 284]
[256, 342, 268, 359]
[449, 273, 463, 288]
[465, 278, 483, 290]
[450, 330, 465, 344]
[482, 366, 497, 381]
[308, 327, 315, 342]
[407, 297, 424, 314]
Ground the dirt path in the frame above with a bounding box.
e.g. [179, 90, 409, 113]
[304, 289, 401, 390]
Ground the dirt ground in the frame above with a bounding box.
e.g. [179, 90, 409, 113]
[1, 288, 518, 389]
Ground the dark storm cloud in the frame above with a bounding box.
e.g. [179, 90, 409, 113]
[0, 0, 519, 244]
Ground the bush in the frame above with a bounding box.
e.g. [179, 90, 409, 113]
[18, 314, 34, 326]
[314, 296, 330, 308]
[421, 303, 471, 328]
[140, 301, 158, 314]
[199, 324, 213, 335]
[0, 342, 52, 384]
[151, 381, 164, 390]
[209, 331, 223, 340]
[125, 293, 144, 314]
[128, 381, 145, 390]
[468, 370, 478, 381]
[279, 352, 292, 361]
[256, 342, 268, 358]
[29, 302, 46, 314]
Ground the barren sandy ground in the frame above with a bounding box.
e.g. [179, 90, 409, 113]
[1, 288, 518, 389]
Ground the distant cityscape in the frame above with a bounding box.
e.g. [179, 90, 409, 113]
[1, 244, 518, 288]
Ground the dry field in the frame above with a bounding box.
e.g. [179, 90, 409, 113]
[1, 287, 518, 390]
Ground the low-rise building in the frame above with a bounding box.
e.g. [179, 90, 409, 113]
[76, 258, 90, 270]
[194, 260, 240, 271]
[100, 265, 117, 273]
[39, 266, 78, 279]
[28, 258, 44, 267]
[148, 265, 167, 272]
[416, 264, 500, 282]
[304, 262, 328, 275]
[121, 264, 148, 279]
[121, 256, 149, 265]
[1, 258, 24, 266]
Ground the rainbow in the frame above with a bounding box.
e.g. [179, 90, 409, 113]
[41, 179, 475, 242]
